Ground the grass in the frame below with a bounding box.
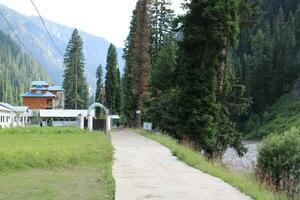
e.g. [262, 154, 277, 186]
[0, 127, 115, 200]
[248, 94, 300, 139]
[136, 129, 292, 200]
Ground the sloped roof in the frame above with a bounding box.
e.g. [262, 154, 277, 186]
[21, 91, 56, 98]
[0, 104, 12, 112]
[0, 103, 28, 113]
[31, 81, 49, 86]
[31, 85, 48, 90]
[39, 109, 95, 118]
[48, 86, 64, 91]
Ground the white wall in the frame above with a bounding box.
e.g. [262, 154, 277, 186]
[0, 111, 13, 128]
[0, 111, 28, 128]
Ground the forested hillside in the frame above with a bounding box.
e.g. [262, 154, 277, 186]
[0, 31, 50, 105]
[0, 4, 124, 90]
[235, 0, 300, 136]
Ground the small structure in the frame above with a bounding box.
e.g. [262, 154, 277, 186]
[86, 103, 111, 132]
[110, 115, 120, 127]
[0, 102, 29, 128]
[22, 81, 64, 110]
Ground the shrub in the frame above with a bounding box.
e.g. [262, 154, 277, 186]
[257, 127, 300, 195]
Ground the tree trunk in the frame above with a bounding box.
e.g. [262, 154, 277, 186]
[219, 39, 227, 100]
[135, 109, 142, 128]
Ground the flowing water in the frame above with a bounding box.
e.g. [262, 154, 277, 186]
[222, 141, 261, 172]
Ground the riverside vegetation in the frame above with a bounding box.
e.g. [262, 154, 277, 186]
[0, 127, 115, 200]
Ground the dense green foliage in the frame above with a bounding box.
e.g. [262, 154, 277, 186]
[257, 127, 300, 195]
[123, 0, 151, 127]
[105, 44, 121, 114]
[149, 0, 175, 63]
[95, 64, 105, 118]
[171, 0, 250, 158]
[146, 42, 178, 134]
[123, 0, 252, 158]
[236, 1, 300, 132]
[123, 9, 137, 126]
[137, 129, 291, 200]
[246, 94, 300, 139]
[63, 29, 89, 109]
[115, 67, 123, 115]
[0, 127, 115, 199]
[0, 31, 50, 105]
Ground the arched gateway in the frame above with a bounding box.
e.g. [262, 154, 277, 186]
[78, 103, 111, 132]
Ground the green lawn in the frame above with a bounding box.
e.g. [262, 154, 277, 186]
[136, 129, 294, 200]
[0, 127, 115, 200]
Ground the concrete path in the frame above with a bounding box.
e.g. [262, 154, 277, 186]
[112, 129, 252, 200]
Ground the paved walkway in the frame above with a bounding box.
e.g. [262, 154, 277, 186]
[112, 129, 252, 200]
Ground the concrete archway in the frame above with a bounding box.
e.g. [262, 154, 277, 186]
[87, 103, 110, 132]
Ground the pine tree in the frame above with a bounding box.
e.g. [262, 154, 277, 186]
[296, 6, 300, 49]
[175, 0, 248, 158]
[149, 41, 178, 134]
[149, 0, 175, 63]
[115, 67, 122, 115]
[123, 9, 137, 126]
[95, 64, 105, 118]
[63, 29, 89, 109]
[129, 0, 152, 128]
[105, 44, 119, 114]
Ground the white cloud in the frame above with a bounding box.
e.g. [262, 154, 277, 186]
[0, 0, 184, 47]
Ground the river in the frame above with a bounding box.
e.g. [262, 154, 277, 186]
[222, 141, 261, 172]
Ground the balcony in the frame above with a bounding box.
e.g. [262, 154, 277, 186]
[46, 99, 53, 109]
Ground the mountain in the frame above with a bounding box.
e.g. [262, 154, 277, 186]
[0, 4, 125, 91]
[0, 30, 51, 105]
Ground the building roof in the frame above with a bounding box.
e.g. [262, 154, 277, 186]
[0, 104, 12, 112]
[48, 86, 64, 91]
[31, 81, 49, 86]
[31, 85, 48, 90]
[38, 109, 95, 118]
[0, 102, 28, 113]
[21, 91, 56, 98]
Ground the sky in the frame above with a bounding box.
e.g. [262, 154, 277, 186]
[0, 0, 184, 48]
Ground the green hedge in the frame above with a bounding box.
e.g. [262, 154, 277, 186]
[257, 127, 300, 195]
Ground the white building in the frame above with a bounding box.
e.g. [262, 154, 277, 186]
[0, 103, 29, 128]
[31, 109, 95, 127]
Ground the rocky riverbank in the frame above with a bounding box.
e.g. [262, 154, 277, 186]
[222, 142, 260, 172]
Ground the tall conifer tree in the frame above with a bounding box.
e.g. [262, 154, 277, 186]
[95, 64, 105, 118]
[176, 0, 247, 158]
[115, 67, 122, 115]
[123, 9, 137, 126]
[149, 0, 175, 63]
[132, 0, 152, 128]
[105, 44, 119, 114]
[63, 29, 89, 109]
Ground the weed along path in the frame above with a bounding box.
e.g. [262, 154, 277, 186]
[112, 129, 252, 200]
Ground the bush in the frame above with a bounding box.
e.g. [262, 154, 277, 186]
[257, 127, 300, 195]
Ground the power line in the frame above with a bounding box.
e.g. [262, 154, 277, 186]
[0, 10, 45, 68]
[30, 0, 64, 59]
